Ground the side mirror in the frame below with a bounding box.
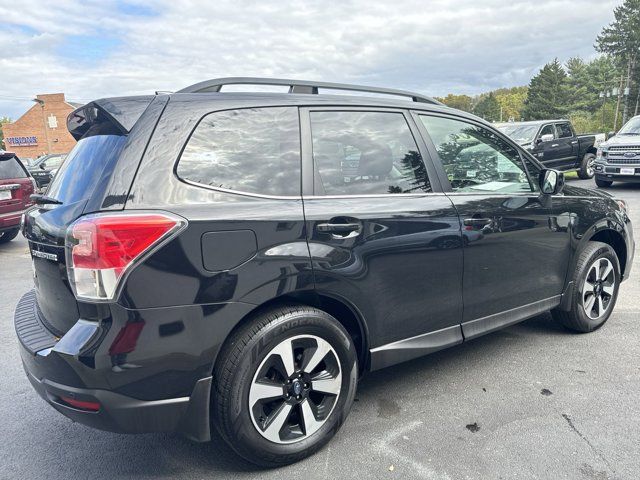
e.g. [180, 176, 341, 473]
[39, 163, 46, 170]
[538, 133, 554, 144]
[606, 131, 616, 140]
[539, 169, 564, 195]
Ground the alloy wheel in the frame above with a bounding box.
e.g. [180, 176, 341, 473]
[586, 157, 596, 177]
[582, 257, 615, 320]
[248, 335, 342, 444]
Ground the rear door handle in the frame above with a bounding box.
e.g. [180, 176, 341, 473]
[551, 144, 559, 147]
[316, 222, 362, 238]
[463, 218, 492, 228]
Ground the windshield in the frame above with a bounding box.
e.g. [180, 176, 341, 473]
[47, 135, 127, 204]
[618, 117, 640, 135]
[496, 124, 539, 144]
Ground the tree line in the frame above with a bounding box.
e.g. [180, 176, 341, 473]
[437, 0, 640, 134]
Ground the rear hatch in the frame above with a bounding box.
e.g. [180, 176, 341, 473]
[0, 153, 34, 217]
[22, 98, 154, 335]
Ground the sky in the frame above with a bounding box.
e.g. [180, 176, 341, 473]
[0, 0, 620, 120]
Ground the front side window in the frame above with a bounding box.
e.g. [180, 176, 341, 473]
[419, 115, 534, 194]
[538, 124, 556, 140]
[310, 111, 431, 195]
[178, 107, 301, 196]
[556, 123, 573, 138]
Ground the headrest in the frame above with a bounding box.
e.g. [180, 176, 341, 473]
[357, 143, 393, 177]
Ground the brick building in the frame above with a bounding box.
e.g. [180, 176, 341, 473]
[1, 93, 82, 159]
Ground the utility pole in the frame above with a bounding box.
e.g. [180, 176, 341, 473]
[32, 98, 52, 154]
[614, 76, 625, 132]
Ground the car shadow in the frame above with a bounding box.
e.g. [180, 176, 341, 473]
[18, 311, 573, 478]
[357, 312, 567, 396]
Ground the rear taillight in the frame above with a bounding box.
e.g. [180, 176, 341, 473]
[65, 212, 185, 301]
[59, 396, 100, 412]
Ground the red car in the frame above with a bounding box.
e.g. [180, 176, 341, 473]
[0, 151, 35, 243]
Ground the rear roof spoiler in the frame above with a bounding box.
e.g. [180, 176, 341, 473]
[67, 96, 156, 141]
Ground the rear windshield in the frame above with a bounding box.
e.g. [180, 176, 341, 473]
[0, 157, 28, 180]
[47, 135, 127, 204]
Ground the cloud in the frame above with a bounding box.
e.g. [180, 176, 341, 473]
[0, 0, 618, 119]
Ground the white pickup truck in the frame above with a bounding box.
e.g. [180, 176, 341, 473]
[593, 115, 640, 187]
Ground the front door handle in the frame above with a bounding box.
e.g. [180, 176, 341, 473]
[551, 143, 559, 147]
[316, 222, 362, 238]
[463, 217, 492, 228]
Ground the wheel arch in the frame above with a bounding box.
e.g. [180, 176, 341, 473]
[585, 146, 598, 156]
[589, 228, 627, 276]
[559, 222, 627, 311]
[214, 290, 371, 376]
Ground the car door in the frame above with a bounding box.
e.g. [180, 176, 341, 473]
[301, 107, 464, 370]
[555, 122, 579, 168]
[533, 123, 565, 168]
[414, 113, 567, 339]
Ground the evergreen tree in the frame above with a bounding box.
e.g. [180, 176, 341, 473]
[473, 92, 501, 121]
[596, 0, 640, 122]
[566, 57, 591, 112]
[522, 59, 572, 120]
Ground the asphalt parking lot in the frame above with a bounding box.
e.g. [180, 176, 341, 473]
[1, 178, 639, 480]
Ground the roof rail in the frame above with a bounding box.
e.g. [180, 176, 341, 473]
[176, 77, 443, 105]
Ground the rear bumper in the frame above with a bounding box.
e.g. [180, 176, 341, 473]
[0, 209, 23, 231]
[14, 289, 218, 441]
[23, 368, 212, 440]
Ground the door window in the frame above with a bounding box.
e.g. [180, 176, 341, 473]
[538, 124, 556, 140]
[555, 123, 573, 138]
[177, 107, 301, 196]
[310, 111, 431, 195]
[42, 155, 65, 169]
[418, 115, 534, 193]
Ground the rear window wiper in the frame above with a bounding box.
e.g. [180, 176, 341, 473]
[31, 194, 63, 205]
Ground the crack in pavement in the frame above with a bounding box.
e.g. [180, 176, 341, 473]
[561, 414, 618, 478]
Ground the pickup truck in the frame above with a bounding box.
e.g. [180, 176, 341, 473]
[495, 120, 605, 179]
[593, 114, 640, 188]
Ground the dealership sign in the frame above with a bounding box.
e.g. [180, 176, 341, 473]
[5, 136, 38, 146]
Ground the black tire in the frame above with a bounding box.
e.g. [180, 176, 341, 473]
[578, 153, 597, 179]
[595, 178, 613, 188]
[213, 305, 358, 467]
[551, 241, 620, 332]
[0, 228, 20, 244]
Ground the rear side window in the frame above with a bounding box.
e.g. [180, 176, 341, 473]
[47, 135, 127, 204]
[310, 111, 431, 195]
[177, 107, 301, 196]
[0, 157, 28, 179]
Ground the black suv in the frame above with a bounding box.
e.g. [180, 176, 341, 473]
[15, 78, 634, 466]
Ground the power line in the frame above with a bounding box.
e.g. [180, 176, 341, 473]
[0, 95, 36, 101]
